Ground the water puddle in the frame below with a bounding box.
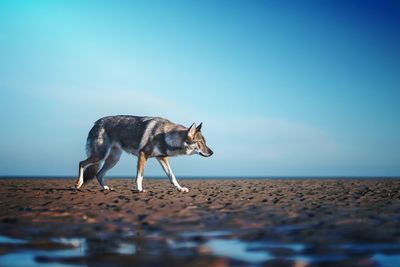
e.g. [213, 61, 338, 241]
[247, 242, 305, 253]
[289, 254, 348, 263]
[114, 242, 136, 255]
[207, 241, 349, 265]
[206, 239, 273, 263]
[373, 253, 400, 267]
[172, 231, 400, 266]
[341, 243, 400, 253]
[180, 230, 232, 238]
[1, 233, 400, 266]
[0, 235, 28, 244]
[167, 238, 198, 249]
[51, 238, 86, 250]
[204, 239, 400, 266]
[0, 236, 86, 267]
[0, 253, 66, 267]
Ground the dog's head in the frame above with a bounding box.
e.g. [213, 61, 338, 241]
[184, 123, 213, 157]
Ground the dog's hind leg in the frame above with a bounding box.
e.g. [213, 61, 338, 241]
[134, 152, 148, 192]
[75, 156, 103, 189]
[157, 157, 189, 193]
[75, 123, 111, 189]
[95, 145, 122, 190]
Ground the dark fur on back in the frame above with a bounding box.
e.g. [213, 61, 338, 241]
[86, 115, 188, 158]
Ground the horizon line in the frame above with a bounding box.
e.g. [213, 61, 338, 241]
[1, 175, 399, 179]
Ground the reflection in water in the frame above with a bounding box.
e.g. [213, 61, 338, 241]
[115, 242, 136, 255]
[52, 238, 86, 251]
[0, 235, 28, 244]
[207, 239, 273, 263]
[373, 254, 400, 267]
[54, 237, 136, 256]
[180, 230, 232, 238]
[247, 242, 305, 252]
[0, 237, 85, 267]
[0, 253, 58, 267]
[1, 234, 400, 266]
[341, 243, 400, 252]
[204, 237, 346, 264]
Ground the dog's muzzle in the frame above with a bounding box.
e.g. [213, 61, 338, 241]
[200, 149, 213, 157]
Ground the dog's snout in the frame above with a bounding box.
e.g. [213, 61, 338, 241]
[200, 148, 213, 157]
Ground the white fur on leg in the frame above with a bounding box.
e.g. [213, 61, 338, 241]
[157, 159, 189, 193]
[135, 174, 146, 192]
[75, 167, 84, 189]
[75, 180, 83, 189]
[168, 169, 189, 193]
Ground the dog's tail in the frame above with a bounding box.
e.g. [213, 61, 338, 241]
[83, 163, 100, 184]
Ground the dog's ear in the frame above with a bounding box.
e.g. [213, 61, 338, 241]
[196, 122, 202, 132]
[188, 123, 197, 139]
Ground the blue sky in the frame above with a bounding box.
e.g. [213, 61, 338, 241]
[0, 0, 399, 177]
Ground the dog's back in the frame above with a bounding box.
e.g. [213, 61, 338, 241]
[86, 115, 185, 157]
[88, 115, 147, 156]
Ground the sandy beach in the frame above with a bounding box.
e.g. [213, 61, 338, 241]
[0, 178, 399, 266]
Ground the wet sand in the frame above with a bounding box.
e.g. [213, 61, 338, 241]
[0, 178, 400, 266]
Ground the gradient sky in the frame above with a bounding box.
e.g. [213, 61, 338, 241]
[0, 0, 399, 177]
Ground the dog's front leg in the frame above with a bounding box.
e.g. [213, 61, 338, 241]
[157, 157, 189, 192]
[134, 152, 148, 192]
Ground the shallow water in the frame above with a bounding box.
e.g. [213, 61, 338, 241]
[373, 254, 400, 267]
[206, 239, 274, 263]
[1, 232, 400, 266]
[0, 236, 27, 244]
[0, 236, 85, 267]
[0, 231, 400, 267]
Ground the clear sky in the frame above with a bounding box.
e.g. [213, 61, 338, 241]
[0, 0, 399, 177]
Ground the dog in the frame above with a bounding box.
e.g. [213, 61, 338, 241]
[75, 115, 213, 192]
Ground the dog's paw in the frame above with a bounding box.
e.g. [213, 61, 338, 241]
[75, 182, 83, 190]
[178, 187, 189, 193]
[102, 185, 113, 191]
[132, 189, 147, 193]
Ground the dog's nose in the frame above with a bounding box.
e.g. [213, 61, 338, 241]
[208, 149, 214, 156]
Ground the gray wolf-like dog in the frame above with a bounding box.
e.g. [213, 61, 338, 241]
[75, 115, 213, 192]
